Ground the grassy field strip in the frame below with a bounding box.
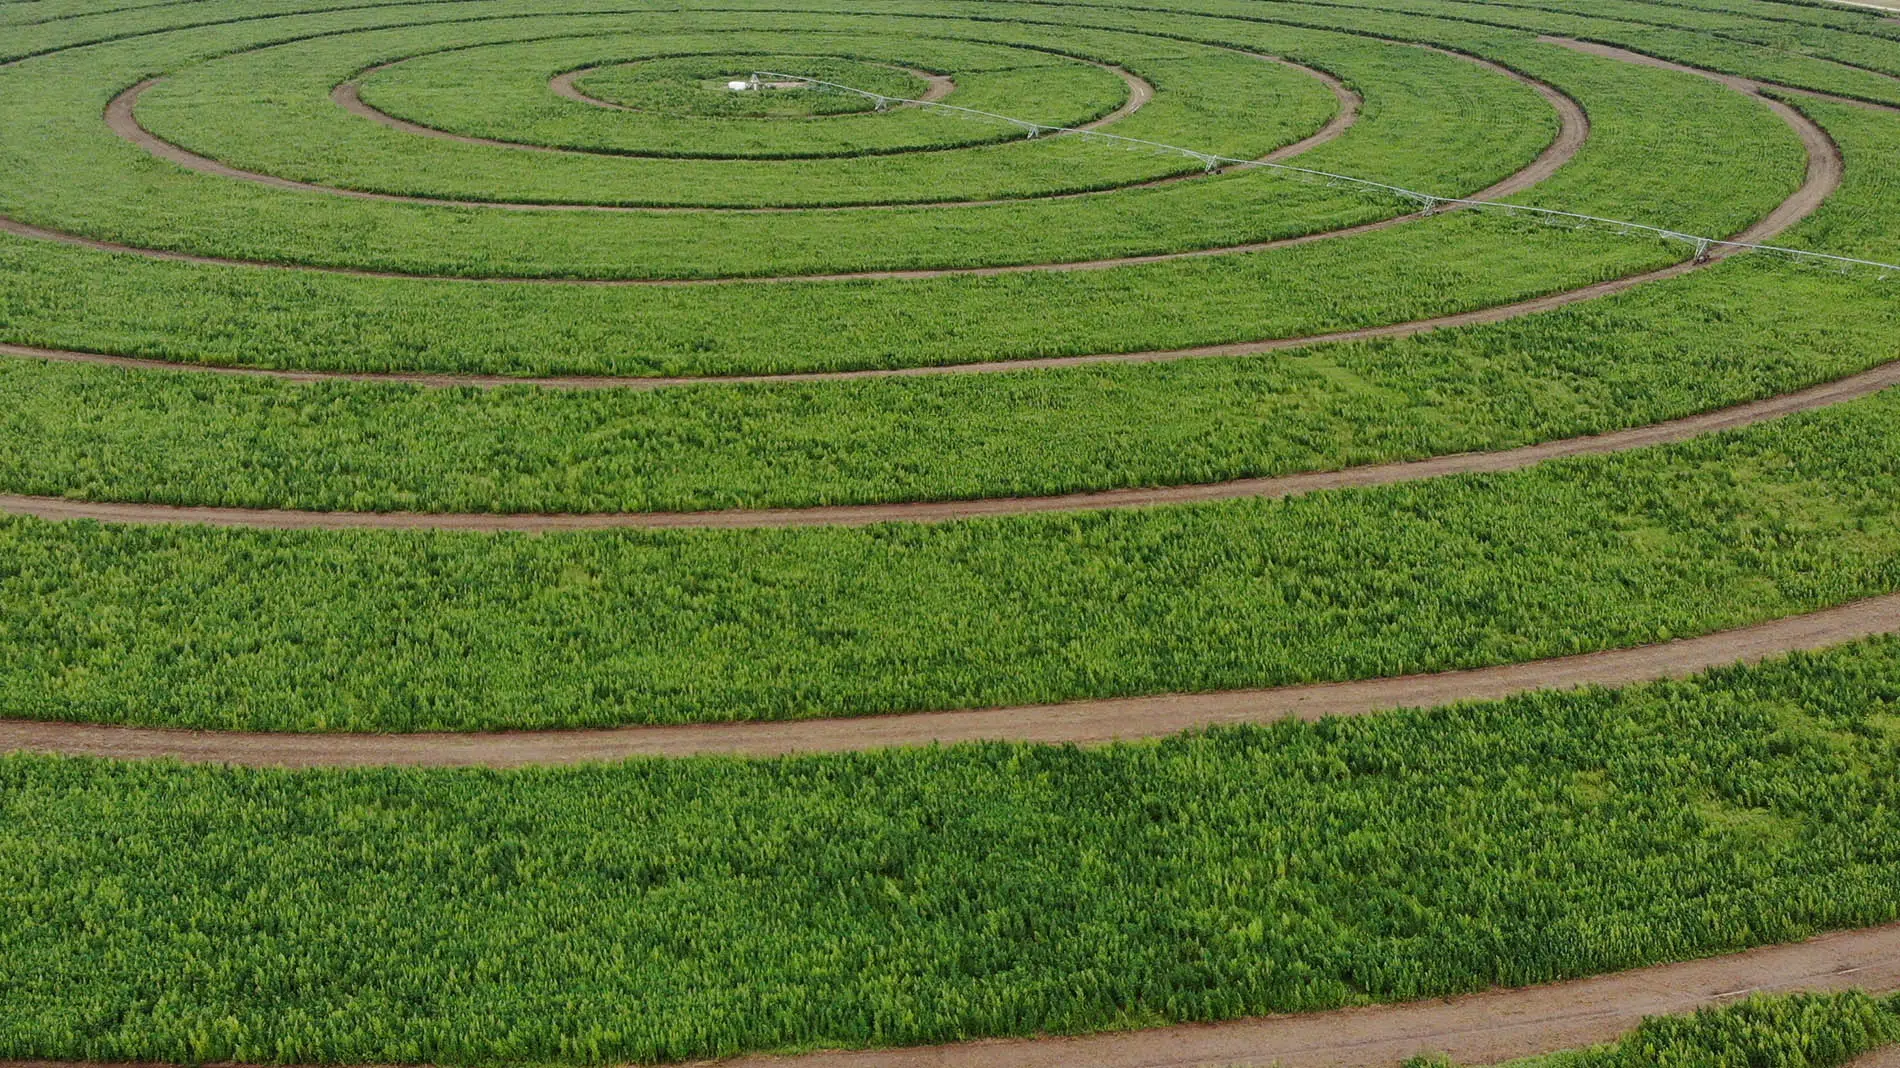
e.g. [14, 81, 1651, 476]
[713, 956, 1900, 1066]
[31, 45, 1553, 277]
[0, 945, 1889, 1066]
[0, 46, 1813, 384]
[336, 50, 1151, 157]
[5, 356, 1896, 529]
[0, 39, 1827, 381]
[114, 49, 1353, 215]
[3, 592, 1897, 762]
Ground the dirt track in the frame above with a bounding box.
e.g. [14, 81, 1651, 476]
[55, 51, 1346, 217]
[0, 40, 1874, 535]
[3, 592, 1894, 766]
[709, 924, 1900, 1067]
[118, 49, 1326, 218]
[0, 40, 1867, 533]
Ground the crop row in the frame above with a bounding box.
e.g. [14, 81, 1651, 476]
[1, 92, 1888, 514]
[1135, 0, 1900, 103]
[6, 382, 1900, 732]
[1425, 992, 1900, 1067]
[3, 639, 1899, 1062]
[5, 6, 1553, 267]
[345, 32, 1138, 160]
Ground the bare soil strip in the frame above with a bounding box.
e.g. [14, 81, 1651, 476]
[3, 593, 1895, 766]
[7, 354, 1897, 531]
[0, 43, 1853, 393]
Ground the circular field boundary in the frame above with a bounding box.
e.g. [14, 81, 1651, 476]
[546, 59, 959, 114]
[0, 46, 1875, 532]
[332, 44, 1150, 160]
[5, 352, 1894, 531]
[3, 42, 1876, 386]
[41, 42, 1528, 251]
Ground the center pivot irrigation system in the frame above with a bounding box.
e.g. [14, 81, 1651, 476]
[748, 69, 1900, 276]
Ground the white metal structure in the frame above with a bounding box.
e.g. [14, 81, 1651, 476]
[754, 69, 1900, 278]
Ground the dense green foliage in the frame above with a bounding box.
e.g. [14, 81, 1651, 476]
[569, 55, 925, 118]
[2, 257, 1893, 513]
[5, 640, 1900, 1062]
[6, 82, 1895, 513]
[8, 386, 1900, 731]
[5, 1, 1900, 1062]
[351, 35, 1131, 157]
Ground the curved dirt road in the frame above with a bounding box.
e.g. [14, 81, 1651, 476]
[118, 49, 1331, 218]
[337, 56, 1147, 151]
[0, 42, 1871, 535]
[4, 592, 1895, 766]
[710, 923, 1900, 1067]
[0, 42, 1866, 533]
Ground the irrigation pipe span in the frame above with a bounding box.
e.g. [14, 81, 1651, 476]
[752, 65, 1900, 278]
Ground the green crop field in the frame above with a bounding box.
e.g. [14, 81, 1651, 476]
[3, 0, 1900, 1062]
